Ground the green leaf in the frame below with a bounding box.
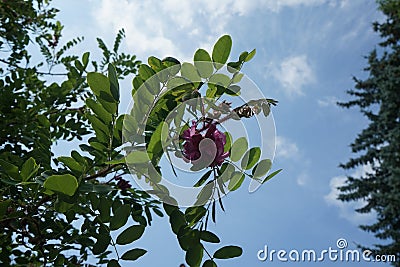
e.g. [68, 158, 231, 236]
[108, 64, 120, 102]
[185, 206, 206, 226]
[178, 228, 200, 251]
[82, 52, 90, 67]
[139, 64, 156, 81]
[110, 204, 131, 230]
[181, 62, 201, 83]
[74, 60, 84, 72]
[212, 35, 232, 69]
[209, 73, 231, 88]
[186, 245, 203, 267]
[43, 174, 78, 196]
[228, 172, 245, 191]
[224, 132, 232, 153]
[245, 49, 256, 62]
[86, 114, 110, 136]
[125, 151, 151, 164]
[262, 102, 270, 117]
[227, 61, 241, 73]
[147, 122, 167, 156]
[230, 137, 248, 162]
[252, 159, 272, 178]
[93, 234, 111, 255]
[0, 200, 12, 219]
[107, 260, 121, 267]
[87, 72, 112, 100]
[200, 231, 220, 243]
[116, 225, 145, 245]
[162, 57, 181, 76]
[232, 72, 244, 84]
[194, 170, 212, 187]
[163, 202, 178, 216]
[262, 169, 282, 184]
[148, 56, 164, 72]
[87, 72, 117, 114]
[195, 183, 213, 206]
[169, 209, 186, 235]
[121, 248, 147, 261]
[0, 159, 20, 180]
[139, 64, 160, 94]
[54, 199, 74, 213]
[241, 147, 261, 170]
[239, 51, 249, 62]
[86, 98, 112, 124]
[58, 156, 83, 173]
[99, 197, 111, 222]
[20, 157, 38, 182]
[203, 260, 217, 267]
[132, 76, 143, 94]
[213, 245, 242, 259]
[226, 85, 241, 96]
[194, 49, 213, 78]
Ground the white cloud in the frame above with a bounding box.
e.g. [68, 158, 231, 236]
[275, 136, 300, 159]
[297, 171, 310, 186]
[324, 165, 376, 225]
[92, 0, 335, 59]
[317, 96, 339, 107]
[272, 55, 315, 97]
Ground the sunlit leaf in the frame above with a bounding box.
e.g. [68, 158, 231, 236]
[194, 49, 213, 78]
[228, 172, 245, 191]
[108, 64, 120, 102]
[58, 156, 83, 173]
[181, 62, 201, 83]
[262, 169, 282, 184]
[185, 206, 206, 226]
[241, 147, 261, 170]
[43, 174, 78, 196]
[86, 98, 112, 124]
[230, 137, 248, 162]
[245, 48, 256, 62]
[212, 35, 232, 69]
[20, 157, 38, 182]
[252, 159, 272, 178]
[126, 151, 151, 164]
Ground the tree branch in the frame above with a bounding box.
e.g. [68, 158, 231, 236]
[84, 164, 121, 180]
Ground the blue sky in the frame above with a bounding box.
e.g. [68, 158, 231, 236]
[51, 0, 390, 266]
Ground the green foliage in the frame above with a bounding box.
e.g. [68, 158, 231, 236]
[0, 3, 280, 266]
[0, 1, 147, 265]
[120, 34, 280, 267]
[120, 248, 147, 261]
[338, 1, 400, 264]
[213, 245, 242, 259]
[43, 174, 78, 196]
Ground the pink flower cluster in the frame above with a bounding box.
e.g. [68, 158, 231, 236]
[182, 121, 229, 167]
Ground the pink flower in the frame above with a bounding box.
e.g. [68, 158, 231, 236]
[182, 121, 230, 167]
